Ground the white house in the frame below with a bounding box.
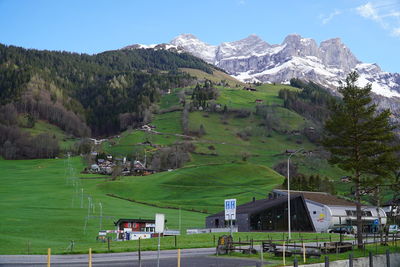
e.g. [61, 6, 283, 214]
[273, 189, 387, 233]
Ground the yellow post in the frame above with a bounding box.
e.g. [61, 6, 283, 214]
[89, 248, 92, 267]
[303, 242, 306, 263]
[47, 248, 51, 267]
[177, 248, 181, 267]
[283, 241, 285, 266]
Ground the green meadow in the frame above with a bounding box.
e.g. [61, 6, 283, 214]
[0, 157, 204, 254]
[0, 82, 351, 254]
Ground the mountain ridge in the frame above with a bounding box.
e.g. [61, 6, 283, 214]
[127, 33, 400, 99]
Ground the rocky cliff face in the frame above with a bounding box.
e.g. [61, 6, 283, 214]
[168, 34, 400, 99]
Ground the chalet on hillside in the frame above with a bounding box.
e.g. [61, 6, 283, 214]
[255, 99, 263, 104]
[243, 87, 257, 92]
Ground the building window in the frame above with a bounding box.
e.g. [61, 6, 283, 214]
[313, 211, 316, 214]
[346, 210, 373, 217]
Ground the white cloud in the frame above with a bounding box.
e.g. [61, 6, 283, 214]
[356, 1, 400, 38]
[321, 9, 342, 25]
[237, 0, 246, 5]
[392, 27, 400, 37]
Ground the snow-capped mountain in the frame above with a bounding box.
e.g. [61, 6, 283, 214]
[169, 34, 400, 98]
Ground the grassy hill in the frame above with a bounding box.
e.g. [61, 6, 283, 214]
[180, 67, 244, 87]
[97, 163, 283, 214]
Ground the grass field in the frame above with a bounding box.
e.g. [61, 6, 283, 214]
[216, 84, 299, 110]
[97, 162, 283, 214]
[0, 157, 205, 254]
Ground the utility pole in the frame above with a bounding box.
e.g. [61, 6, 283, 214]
[179, 207, 181, 234]
[99, 202, 103, 230]
[287, 148, 303, 240]
[81, 188, 84, 208]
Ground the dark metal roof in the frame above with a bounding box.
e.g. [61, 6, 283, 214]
[114, 218, 155, 226]
[274, 189, 356, 206]
[384, 198, 400, 206]
[207, 194, 304, 218]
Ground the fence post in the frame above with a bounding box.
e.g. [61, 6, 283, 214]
[369, 251, 373, 267]
[89, 248, 92, 267]
[107, 237, 110, 252]
[177, 248, 181, 267]
[349, 252, 353, 267]
[138, 237, 141, 267]
[302, 242, 306, 263]
[386, 250, 390, 267]
[175, 235, 177, 248]
[213, 235, 215, 246]
[260, 245, 263, 266]
[293, 257, 298, 267]
[324, 255, 329, 267]
[283, 241, 286, 266]
[47, 248, 51, 267]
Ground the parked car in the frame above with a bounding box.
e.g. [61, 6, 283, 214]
[388, 225, 399, 234]
[328, 226, 357, 234]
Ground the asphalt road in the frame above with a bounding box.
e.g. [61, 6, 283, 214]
[0, 247, 264, 267]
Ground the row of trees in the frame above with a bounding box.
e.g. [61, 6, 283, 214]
[281, 174, 336, 195]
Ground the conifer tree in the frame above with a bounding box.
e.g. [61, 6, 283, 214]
[323, 71, 399, 248]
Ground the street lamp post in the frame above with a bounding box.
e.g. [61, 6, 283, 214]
[287, 148, 303, 240]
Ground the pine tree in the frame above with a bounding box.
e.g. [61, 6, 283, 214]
[323, 71, 399, 248]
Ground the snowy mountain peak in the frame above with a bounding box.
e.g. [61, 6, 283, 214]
[171, 33, 200, 42]
[170, 34, 216, 63]
[319, 38, 360, 71]
[283, 34, 303, 44]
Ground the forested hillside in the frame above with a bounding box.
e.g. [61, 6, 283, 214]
[0, 44, 214, 159]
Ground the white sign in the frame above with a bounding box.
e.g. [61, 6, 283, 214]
[155, 213, 165, 233]
[225, 199, 236, 220]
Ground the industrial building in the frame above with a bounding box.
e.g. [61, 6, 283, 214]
[206, 190, 387, 233]
[273, 190, 387, 233]
[206, 195, 315, 232]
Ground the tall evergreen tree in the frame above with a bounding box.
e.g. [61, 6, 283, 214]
[323, 71, 399, 248]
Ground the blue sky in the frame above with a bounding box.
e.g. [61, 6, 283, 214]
[0, 0, 399, 72]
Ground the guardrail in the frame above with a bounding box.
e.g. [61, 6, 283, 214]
[186, 227, 238, 234]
